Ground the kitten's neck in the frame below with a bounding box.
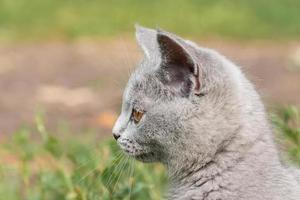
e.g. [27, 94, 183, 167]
[166, 127, 279, 199]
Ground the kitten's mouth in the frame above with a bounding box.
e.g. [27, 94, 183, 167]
[122, 149, 155, 162]
[123, 149, 153, 158]
[134, 151, 155, 162]
[118, 140, 155, 162]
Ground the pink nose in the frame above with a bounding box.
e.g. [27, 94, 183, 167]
[113, 132, 120, 140]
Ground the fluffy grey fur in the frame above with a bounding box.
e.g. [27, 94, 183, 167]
[112, 25, 300, 200]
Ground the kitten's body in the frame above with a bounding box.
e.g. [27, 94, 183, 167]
[166, 43, 300, 200]
[113, 26, 300, 199]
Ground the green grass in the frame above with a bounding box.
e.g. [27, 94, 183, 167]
[0, 106, 299, 200]
[0, 0, 300, 41]
[0, 114, 167, 200]
[273, 105, 300, 165]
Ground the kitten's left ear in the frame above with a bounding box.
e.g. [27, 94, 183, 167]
[157, 31, 201, 97]
[135, 25, 160, 60]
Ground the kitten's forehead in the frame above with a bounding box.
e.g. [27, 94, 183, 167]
[125, 71, 156, 101]
[124, 65, 174, 105]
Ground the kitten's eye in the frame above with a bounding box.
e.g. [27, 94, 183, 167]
[132, 109, 144, 124]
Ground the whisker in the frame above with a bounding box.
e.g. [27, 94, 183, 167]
[74, 149, 123, 182]
[105, 154, 126, 188]
[77, 165, 99, 184]
[100, 151, 124, 183]
[110, 151, 124, 165]
[123, 157, 133, 198]
[128, 159, 135, 200]
[107, 155, 128, 188]
[86, 151, 123, 192]
[118, 36, 132, 68]
[73, 150, 102, 172]
[74, 150, 116, 185]
[119, 35, 136, 85]
[111, 156, 130, 193]
[112, 79, 125, 90]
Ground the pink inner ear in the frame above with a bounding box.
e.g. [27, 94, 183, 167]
[157, 33, 194, 70]
[194, 64, 201, 95]
[157, 33, 201, 97]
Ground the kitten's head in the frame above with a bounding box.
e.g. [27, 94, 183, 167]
[113, 26, 244, 166]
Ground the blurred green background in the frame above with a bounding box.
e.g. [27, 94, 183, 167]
[0, 0, 300, 200]
[1, 0, 300, 41]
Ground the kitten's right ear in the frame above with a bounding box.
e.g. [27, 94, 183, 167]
[135, 25, 160, 60]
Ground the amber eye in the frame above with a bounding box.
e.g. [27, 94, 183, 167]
[132, 109, 144, 124]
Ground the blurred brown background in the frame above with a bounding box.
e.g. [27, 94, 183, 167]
[1, 39, 300, 136]
[0, 0, 300, 137]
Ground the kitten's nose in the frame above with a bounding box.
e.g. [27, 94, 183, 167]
[113, 132, 120, 140]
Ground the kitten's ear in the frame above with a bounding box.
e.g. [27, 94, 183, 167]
[135, 25, 160, 60]
[157, 31, 201, 97]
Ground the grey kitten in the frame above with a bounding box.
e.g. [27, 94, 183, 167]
[112, 25, 300, 200]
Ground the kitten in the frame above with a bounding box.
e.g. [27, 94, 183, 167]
[112, 25, 300, 200]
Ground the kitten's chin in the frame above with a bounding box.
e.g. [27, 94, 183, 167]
[133, 152, 156, 163]
[118, 144, 156, 162]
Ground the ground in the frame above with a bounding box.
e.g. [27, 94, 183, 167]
[0, 39, 300, 137]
